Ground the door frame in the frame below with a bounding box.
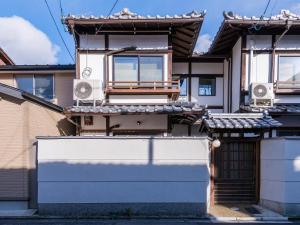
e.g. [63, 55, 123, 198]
[210, 137, 261, 206]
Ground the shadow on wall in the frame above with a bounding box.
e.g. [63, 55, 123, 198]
[37, 137, 210, 217]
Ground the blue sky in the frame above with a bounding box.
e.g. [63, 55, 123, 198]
[0, 0, 299, 64]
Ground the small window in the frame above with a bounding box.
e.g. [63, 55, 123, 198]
[84, 116, 93, 126]
[179, 78, 187, 96]
[199, 78, 216, 96]
[278, 56, 300, 82]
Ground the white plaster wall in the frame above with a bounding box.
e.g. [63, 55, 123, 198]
[172, 63, 188, 74]
[247, 35, 272, 49]
[37, 137, 209, 204]
[81, 114, 167, 131]
[261, 138, 300, 204]
[79, 53, 105, 81]
[191, 77, 223, 106]
[192, 63, 223, 74]
[223, 59, 229, 113]
[109, 35, 168, 49]
[79, 35, 105, 49]
[276, 35, 300, 49]
[249, 54, 270, 85]
[231, 38, 241, 112]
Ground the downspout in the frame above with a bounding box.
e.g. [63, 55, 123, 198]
[271, 20, 293, 83]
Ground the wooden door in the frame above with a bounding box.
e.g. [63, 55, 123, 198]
[212, 139, 260, 204]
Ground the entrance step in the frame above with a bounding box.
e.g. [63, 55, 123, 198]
[209, 204, 288, 222]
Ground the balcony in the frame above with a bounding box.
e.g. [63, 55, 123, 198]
[105, 80, 180, 100]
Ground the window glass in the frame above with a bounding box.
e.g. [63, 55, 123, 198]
[180, 78, 187, 96]
[140, 57, 163, 82]
[15, 75, 34, 94]
[199, 78, 216, 96]
[35, 75, 54, 100]
[114, 56, 138, 82]
[279, 56, 300, 82]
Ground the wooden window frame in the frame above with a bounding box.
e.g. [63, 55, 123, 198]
[112, 55, 164, 83]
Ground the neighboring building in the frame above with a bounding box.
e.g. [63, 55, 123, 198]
[0, 48, 14, 66]
[0, 83, 75, 210]
[0, 64, 75, 107]
[209, 10, 300, 136]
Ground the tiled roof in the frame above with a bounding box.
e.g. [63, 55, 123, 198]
[64, 102, 206, 115]
[0, 64, 75, 71]
[223, 9, 300, 21]
[64, 8, 206, 21]
[203, 113, 281, 131]
[240, 104, 300, 114]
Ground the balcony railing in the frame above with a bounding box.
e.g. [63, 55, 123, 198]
[105, 80, 180, 100]
[275, 80, 300, 94]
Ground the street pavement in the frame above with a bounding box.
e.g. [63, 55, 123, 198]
[0, 219, 299, 225]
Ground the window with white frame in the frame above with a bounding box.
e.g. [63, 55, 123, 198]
[278, 56, 300, 82]
[15, 74, 54, 100]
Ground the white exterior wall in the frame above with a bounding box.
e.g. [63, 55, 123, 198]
[108, 35, 168, 49]
[108, 95, 169, 104]
[37, 137, 210, 215]
[261, 137, 300, 216]
[79, 35, 105, 49]
[231, 38, 241, 112]
[223, 59, 229, 113]
[192, 63, 223, 75]
[81, 115, 168, 133]
[244, 35, 300, 105]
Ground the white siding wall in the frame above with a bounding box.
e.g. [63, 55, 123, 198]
[231, 38, 241, 112]
[37, 137, 209, 205]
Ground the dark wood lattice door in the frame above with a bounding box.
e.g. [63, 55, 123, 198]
[212, 139, 259, 204]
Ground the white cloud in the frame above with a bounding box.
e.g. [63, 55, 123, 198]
[0, 16, 59, 64]
[194, 34, 212, 53]
[290, 3, 300, 14]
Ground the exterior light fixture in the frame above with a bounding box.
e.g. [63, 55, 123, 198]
[212, 138, 221, 148]
[137, 121, 142, 126]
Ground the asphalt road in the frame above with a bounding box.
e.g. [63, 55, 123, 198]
[0, 219, 298, 225]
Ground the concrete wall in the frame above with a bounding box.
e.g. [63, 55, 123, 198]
[261, 137, 300, 217]
[37, 137, 210, 216]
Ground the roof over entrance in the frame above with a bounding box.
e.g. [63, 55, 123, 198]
[63, 8, 205, 57]
[202, 113, 281, 132]
[209, 10, 300, 55]
[64, 102, 206, 116]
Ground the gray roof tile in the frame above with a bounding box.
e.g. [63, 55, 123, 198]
[240, 104, 300, 114]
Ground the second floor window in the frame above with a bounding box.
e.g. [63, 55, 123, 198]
[113, 56, 163, 84]
[278, 56, 300, 82]
[199, 78, 216, 96]
[15, 74, 54, 100]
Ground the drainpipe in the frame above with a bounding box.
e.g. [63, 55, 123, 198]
[271, 20, 293, 84]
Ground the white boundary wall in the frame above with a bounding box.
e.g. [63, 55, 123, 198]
[261, 137, 300, 217]
[37, 137, 210, 216]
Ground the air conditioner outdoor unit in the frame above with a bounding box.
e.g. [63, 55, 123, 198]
[73, 79, 102, 101]
[250, 82, 274, 107]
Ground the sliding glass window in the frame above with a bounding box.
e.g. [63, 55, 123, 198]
[113, 56, 138, 82]
[278, 56, 300, 82]
[113, 56, 164, 85]
[15, 74, 54, 100]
